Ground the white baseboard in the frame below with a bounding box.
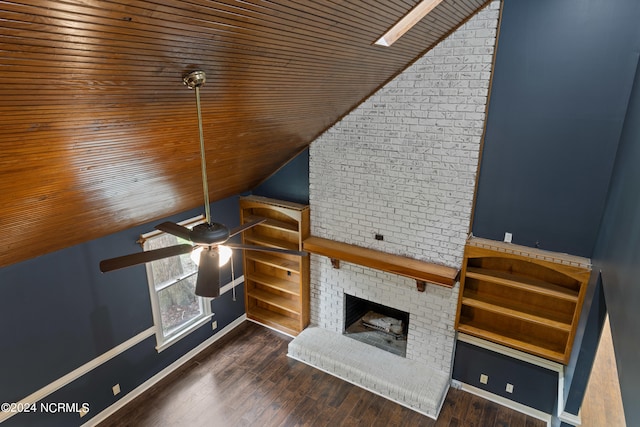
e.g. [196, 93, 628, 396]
[245, 317, 297, 338]
[83, 315, 246, 426]
[560, 410, 581, 426]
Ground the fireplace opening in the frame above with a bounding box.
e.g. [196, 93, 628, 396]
[343, 294, 409, 357]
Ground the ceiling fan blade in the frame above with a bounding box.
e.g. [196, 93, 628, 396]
[225, 242, 307, 257]
[195, 248, 221, 298]
[100, 244, 194, 273]
[155, 222, 193, 241]
[228, 217, 267, 238]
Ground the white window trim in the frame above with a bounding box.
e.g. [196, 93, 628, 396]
[155, 312, 215, 352]
[141, 215, 212, 352]
[154, 275, 245, 353]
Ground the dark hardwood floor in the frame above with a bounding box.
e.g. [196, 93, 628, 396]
[98, 321, 545, 427]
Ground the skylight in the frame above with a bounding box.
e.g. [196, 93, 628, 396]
[374, 0, 445, 47]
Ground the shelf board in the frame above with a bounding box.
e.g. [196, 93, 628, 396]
[244, 214, 298, 233]
[241, 195, 309, 213]
[244, 234, 299, 251]
[461, 296, 572, 332]
[456, 322, 566, 364]
[247, 306, 300, 336]
[248, 288, 301, 314]
[246, 252, 300, 273]
[467, 237, 592, 270]
[249, 272, 300, 296]
[465, 267, 579, 302]
[303, 236, 459, 287]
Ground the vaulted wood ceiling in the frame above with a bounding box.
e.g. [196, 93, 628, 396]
[0, 0, 489, 267]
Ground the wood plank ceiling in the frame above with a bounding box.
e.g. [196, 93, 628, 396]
[0, 0, 489, 267]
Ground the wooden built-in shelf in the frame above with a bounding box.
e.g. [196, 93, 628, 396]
[244, 234, 300, 251]
[245, 252, 300, 273]
[241, 195, 310, 336]
[456, 323, 566, 363]
[249, 272, 300, 296]
[247, 288, 301, 314]
[465, 267, 579, 301]
[247, 306, 301, 337]
[303, 236, 459, 288]
[461, 295, 572, 331]
[243, 214, 299, 233]
[455, 237, 591, 364]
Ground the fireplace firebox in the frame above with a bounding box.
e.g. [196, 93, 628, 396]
[343, 293, 409, 357]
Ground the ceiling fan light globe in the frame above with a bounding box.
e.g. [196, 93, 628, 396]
[190, 246, 203, 266]
[218, 245, 232, 267]
[191, 245, 232, 267]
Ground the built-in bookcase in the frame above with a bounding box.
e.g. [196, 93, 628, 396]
[455, 237, 591, 364]
[240, 195, 310, 336]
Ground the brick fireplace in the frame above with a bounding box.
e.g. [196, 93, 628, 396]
[288, 1, 500, 417]
[344, 293, 410, 357]
[307, 0, 500, 376]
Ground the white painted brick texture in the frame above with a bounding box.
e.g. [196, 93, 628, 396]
[308, 2, 500, 373]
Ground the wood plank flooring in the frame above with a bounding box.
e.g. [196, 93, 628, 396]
[98, 321, 546, 427]
[581, 316, 626, 427]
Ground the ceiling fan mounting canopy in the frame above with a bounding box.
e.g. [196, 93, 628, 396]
[183, 70, 206, 89]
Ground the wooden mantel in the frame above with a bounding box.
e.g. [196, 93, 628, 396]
[303, 236, 459, 288]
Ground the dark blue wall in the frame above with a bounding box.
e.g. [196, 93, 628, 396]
[472, 0, 640, 257]
[586, 54, 640, 427]
[252, 148, 309, 205]
[466, 1, 640, 424]
[561, 273, 607, 419]
[453, 341, 559, 413]
[0, 195, 246, 425]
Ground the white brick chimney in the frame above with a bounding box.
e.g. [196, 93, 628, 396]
[308, 1, 500, 373]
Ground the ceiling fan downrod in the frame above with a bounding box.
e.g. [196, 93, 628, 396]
[183, 70, 211, 225]
[98, 71, 305, 285]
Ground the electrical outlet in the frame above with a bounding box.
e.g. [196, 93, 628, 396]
[504, 232, 512, 243]
[480, 374, 488, 384]
[506, 383, 514, 393]
[112, 384, 121, 396]
[212, 320, 218, 330]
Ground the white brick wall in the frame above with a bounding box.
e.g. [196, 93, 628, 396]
[308, 1, 500, 373]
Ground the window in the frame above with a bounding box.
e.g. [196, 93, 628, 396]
[141, 215, 213, 351]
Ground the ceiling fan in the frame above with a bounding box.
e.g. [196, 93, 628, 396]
[99, 70, 306, 298]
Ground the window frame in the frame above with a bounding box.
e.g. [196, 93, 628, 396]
[140, 215, 214, 352]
